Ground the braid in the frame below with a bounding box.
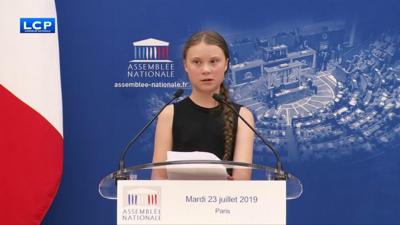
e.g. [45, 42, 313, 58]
[220, 84, 234, 160]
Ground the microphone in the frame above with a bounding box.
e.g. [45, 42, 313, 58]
[116, 89, 184, 181]
[212, 93, 286, 180]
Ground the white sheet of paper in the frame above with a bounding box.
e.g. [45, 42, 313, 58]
[166, 151, 228, 180]
[167, 151, 221, 161]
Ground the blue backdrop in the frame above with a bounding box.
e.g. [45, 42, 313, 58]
[45, 0, 400, 224]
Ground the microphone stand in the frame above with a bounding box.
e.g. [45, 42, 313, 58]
[212, 93, 287, 180]
[115, 89, 184, 182]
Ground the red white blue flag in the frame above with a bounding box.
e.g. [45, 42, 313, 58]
[0, 0, 63, 224]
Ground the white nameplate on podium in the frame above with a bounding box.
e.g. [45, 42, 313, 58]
[117, 180, 286, 225]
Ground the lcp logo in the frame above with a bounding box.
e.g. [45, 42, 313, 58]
[20, 18, 55, 33]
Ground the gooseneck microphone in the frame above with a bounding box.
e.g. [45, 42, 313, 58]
[116, 89, 184, 180]
[212, 93, 286, 179]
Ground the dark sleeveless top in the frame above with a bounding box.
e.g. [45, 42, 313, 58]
[172, 97, 242, 160]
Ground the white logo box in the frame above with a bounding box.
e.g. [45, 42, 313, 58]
[117, 180, 286, 225]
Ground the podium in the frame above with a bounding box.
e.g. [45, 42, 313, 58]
[99, 160, 302, 225]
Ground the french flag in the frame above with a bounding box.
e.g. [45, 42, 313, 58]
[0, 0, 63, 224]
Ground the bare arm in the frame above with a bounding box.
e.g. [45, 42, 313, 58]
[151, 104, 174, 179]
[232, 107, 255, 180]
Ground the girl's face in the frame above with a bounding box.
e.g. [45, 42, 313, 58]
[184, 42, 228, 94]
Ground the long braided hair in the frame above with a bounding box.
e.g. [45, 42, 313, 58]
[183, 31, 235, 160]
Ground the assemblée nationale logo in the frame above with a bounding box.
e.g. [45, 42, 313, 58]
[121, 187, 161, 223]
[130, 38, 171, 63]
[115, 37, 188, 88]
[127, 38, 175, 78]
